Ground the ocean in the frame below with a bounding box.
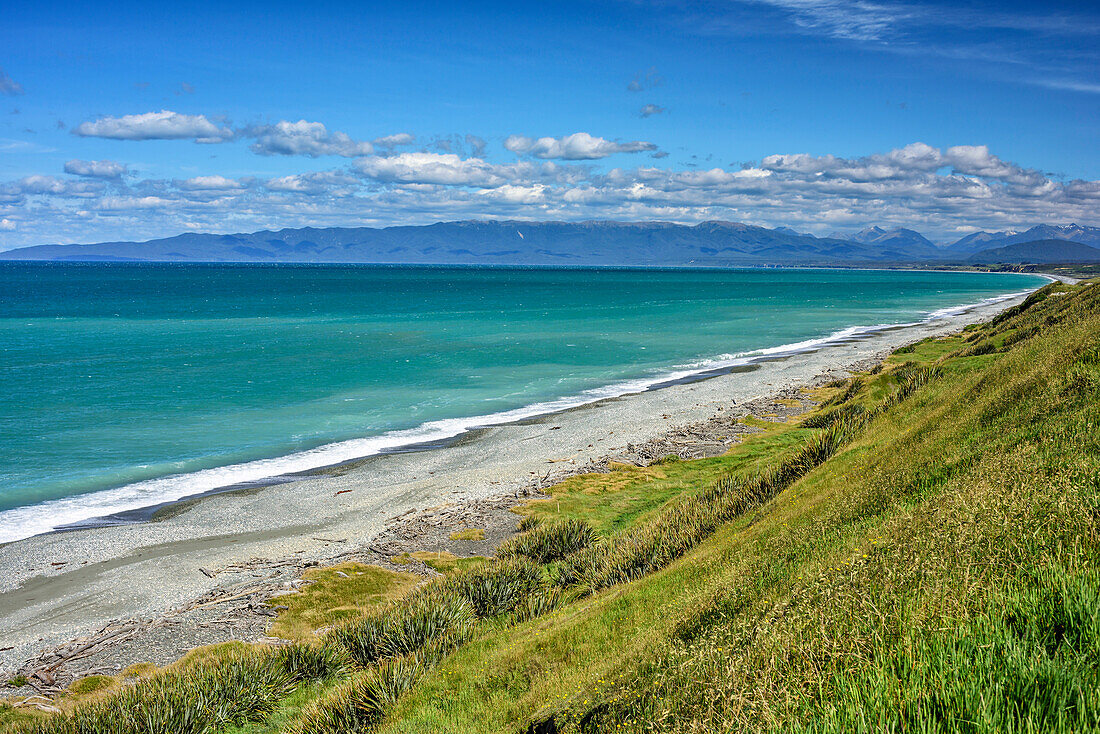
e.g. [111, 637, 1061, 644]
[0, 263, 1046, 542]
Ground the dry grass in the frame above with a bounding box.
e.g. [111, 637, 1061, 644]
[267, 563, 420, 641]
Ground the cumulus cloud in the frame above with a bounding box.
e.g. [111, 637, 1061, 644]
[64, 159, 127, 180]
[0, 68, 23, 96]
[247, 120, 374, 157]
[640, 104, 666, 117]
[3, 140, 1098, 248]
[942, 144, 1046, 185]
[355, 152, 515, 188]
[504, 132, 657, 160]
[265, 171, 358, 196]
[176, 175, 245, 191]
[74, 110, 234, 143]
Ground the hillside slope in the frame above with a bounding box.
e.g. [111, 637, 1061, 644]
[969, 238, 1100, 264]
[4, 279, 1098, 733]
[948, 223, 1100, 254]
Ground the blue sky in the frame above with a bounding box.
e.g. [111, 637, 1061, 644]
[0, 0, 1097, 248]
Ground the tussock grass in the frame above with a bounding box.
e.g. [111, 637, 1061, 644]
[821, 377, 863, 407]
[10, 647, 295, 734]
[801, 402, 864, 428]
[271, 642, 352, 682]
[442, 557, 548, 618]
[496, 518, 596, 564]
[289, 643, 449, 734]
[325, 585, 475, 668]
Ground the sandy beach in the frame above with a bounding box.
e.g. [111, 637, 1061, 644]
[0, 287, 1047, 676]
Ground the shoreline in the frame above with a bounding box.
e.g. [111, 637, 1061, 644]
[0, 280, 1043, 545]
[0, 282, 1048, 675]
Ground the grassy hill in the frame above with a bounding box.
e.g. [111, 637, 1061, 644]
[4, 278, 1099, 733]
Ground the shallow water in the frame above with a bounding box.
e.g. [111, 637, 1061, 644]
[0, 263, 1045, 541]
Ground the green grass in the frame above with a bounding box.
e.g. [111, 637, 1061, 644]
[510, 421, 814, 538]
[378, 280, 1100, 733]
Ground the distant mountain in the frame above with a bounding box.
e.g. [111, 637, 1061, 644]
[3, 220, 1097, 267]
[0, 220, 932, 267]
[968, 239, 1100, 264]
[948, 224, 1100, 254]
[843, 226, 941, 259]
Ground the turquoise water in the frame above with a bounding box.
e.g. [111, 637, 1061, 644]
[0, 264, 1045, 541]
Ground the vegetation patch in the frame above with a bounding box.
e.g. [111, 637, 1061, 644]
[409, 551, 488, 575]
[267, 563, 420, 641]
[496, 518, 596, 564]
[448, 528, 485, 541]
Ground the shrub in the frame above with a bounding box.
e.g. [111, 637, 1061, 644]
[803, 403, 865, 429]
[885, 365, 942, 408]
[326, 585, 475, 668]
[443, 557, 547, 618]
[516, 514, 542, 532]
[291, 642, 452, 734]
[822, 377, 863, 407]
[496, 518, 597, 564]
[272, 641, 352, 682]
[13, 648, 294, 734]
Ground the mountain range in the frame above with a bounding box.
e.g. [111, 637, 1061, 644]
[2, 221, 1098, 267]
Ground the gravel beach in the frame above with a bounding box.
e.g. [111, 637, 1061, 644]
[0, 289, 1041, 675]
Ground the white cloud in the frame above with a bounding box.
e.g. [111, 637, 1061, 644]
[372, 133, 416, 148]
[64, 159, 127, 180]
[247, 120, 374, 157]
[640, 104, 666, 117]
[265, 171, 358, 195]
[177, 175, 245, 191]
[355, 152, 515, 188]
[2, 141, 1098, 247]
[16, 175, 104, 197]
[745, 0, 909, 41]
[1029, 78, 1100, 95]
[504, 132, 657, 160]
[96, 196, 175, 211]
[0, 218, 15, 230]
[74, 110, 234, 143]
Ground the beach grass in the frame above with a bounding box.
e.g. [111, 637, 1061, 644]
[267, 563, 421, 642]
[6, 279, 1098, 734]
[448, 528, 486, 541]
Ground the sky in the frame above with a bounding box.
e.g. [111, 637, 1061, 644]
[0, 0, 1098, 249]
